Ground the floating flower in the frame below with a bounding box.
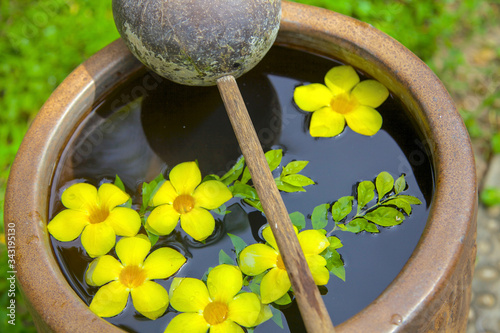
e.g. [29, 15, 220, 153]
[239, 226, 330, 304]
[294, 65, 389, 137]
[86, 235, 186, 319]
[165, 264, 271, 333]
[47, 182, 141, 257]
[146, 162, 232, 241]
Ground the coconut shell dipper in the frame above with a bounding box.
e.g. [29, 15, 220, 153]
[112, 1, 335, 331]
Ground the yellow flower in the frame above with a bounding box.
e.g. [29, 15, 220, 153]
[239, 226, 330, 304]
[294, 65, 389, 137]
[146, 162, 232, 241]
[47, 183, 141, 257]
[165, 264, 271, 333]
[86, 235, 186, 319]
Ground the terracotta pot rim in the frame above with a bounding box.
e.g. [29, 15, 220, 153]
[5, 1, 476, 332]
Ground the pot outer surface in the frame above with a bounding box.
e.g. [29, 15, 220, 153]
[4, 1, 476, 333]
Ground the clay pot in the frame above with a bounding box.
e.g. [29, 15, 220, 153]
[5, 1, 476, 332]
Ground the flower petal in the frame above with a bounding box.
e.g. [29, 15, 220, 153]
[47, 209, 88, 241]
[298, 229, 330, 255]
[86, 255, 122, 287]
[324, 65, 360, 95]
[164, 313, 209, 333]
[169, 161, 202, 195]
[193, 180, 232, 210]
[228, 292, 261, 327]
[61, 183, 97, 212]
[351, 79, 389, 108]
[131, 280, 169, 320]
[89, 281, 129, 318]
[180, 207, 215, 241]
[143, 247, 186, 280]
[97, 183, 129, 210]
[293, 83, 332, 112]
[146, 204, 180, 236]
[106, 207, 141, 237]
[310, 106, 345, 137]
[262, 226, 277, 250]
[238, 244, 277, 276]
[254, 303, 273, 326]
[81, 222, 116, 258]
[151, 181, 178, 206]
[169, 277, 211, 312]
[207, 265, 242, 303]
[210, 320, 244, 333]
[306, 255, 330, 286]
[344, 105, 383, 136]
[260, 268, 291, 304]
[262, 226, 298, 251]
[115, 235, 151, 266]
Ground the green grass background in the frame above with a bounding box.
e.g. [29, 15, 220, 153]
[1, 0, 498, 331]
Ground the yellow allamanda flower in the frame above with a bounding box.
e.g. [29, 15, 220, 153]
[165, 264, 271, 333]
[294, 65, 389, 137]
[239, 226, 330, 304]
[146, 161, 232, 241]
[86, 235, 186, 320]
[47, 182, 140, 257]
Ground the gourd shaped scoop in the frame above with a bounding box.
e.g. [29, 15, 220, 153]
[112, 1, 335, 331]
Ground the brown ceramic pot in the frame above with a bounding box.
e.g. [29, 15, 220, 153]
[5, 2, 476, 332]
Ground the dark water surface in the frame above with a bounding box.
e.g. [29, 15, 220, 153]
[49, 46, 434, 332]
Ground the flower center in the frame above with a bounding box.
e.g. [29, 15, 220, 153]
[88, 206, 110, 224]
[203, 301, 229, 326]
[173, 194, 196, 214]
[276, 254, 286, 270]
[119, 265, 147, 289]
[330, 93, 357, 115]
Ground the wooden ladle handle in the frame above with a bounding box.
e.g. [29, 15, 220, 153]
[217, 75, 335, 333]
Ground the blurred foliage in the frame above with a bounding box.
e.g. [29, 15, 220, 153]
[0, 0, 498, 330]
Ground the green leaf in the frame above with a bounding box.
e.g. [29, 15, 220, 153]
[203, 174, 220, 182]
[232, 182, 259, 201]
[376, 171, 394, 201]
[394, 174, 406, 194]
[282, 160, 309, 176]
[357, 181, 375, 212]
[270, 305, 284, 329]
[114, 174, 125, 191]
[220, 156, 245, 185]
[364, 222, 380, 233]
[275, 179, 305, 193]
[274, 293, 292, 305]
[265, 149, 283, 172]
[244, 198, 264, 212]
[480, 187, 500, 207]
[311, 204, 330, 230]
[227, 233, 247, 257]
[331, 196, 353, 222]
[146, 230, 159, 247]
[289, 212, 306, 230]
[281, 174, 315, 187]
[396, 195, 422, 205]
[212, 204, 229, 216]
[141, 177, 165, 210]
[384, 198, 412, 214]
[323, 248, 345, 281]
[327, 236, 343, 250]
[343, 218, 368, 233]
[492, 132, 500, 154]
[241, 166, 252, 184]
[248, 272, 265, 295]
[219, 249, 234, 265]
[364, 207, 405, 226]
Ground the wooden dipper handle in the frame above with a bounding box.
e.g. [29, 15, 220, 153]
[217, 75, 335, 333]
